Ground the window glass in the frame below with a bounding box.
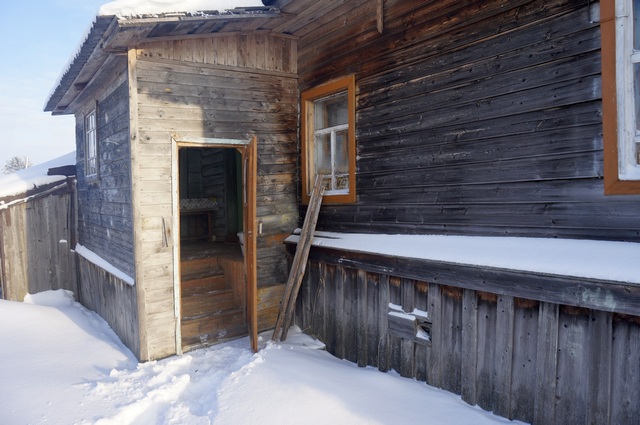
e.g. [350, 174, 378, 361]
[301, 75, 355, 203]
[314, 93, 348, 130]
[312, 92, 349, 193]
[634, 0, 640, 49]
[85, 110, 97, 177]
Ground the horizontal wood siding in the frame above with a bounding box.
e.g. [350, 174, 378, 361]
[77, 254, 140, 357]
[297, 0, 640, 241]
[75, 72, 134, 277]
[295, 246, 640, 425]
[133, 34, 298, 357]
[0, 188, 77, 301]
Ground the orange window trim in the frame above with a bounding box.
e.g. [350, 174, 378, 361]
[601, 0, 640, 194]
[300, 75, 356, 204]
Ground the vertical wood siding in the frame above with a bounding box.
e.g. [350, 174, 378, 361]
[77, 254, 140, 357]
[0, 189, 77, 301]
[298, 0, 640, 241]
[296, 255, 640, 425]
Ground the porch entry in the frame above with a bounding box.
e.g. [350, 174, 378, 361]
[172, 136, 258, 354]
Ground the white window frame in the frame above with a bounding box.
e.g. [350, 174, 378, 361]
[85, 109, 98, 178]
[312, 104, 350, 195]
[615, 0, 640, 180]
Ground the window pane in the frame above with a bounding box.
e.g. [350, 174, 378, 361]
[314, 132, 332, 175]
[85, 111, 97, 176]
[334, 129, 349, 190]
[635, 62, 640, 133]
[314, 92, 348, 130]
[635, 0, 640, 50]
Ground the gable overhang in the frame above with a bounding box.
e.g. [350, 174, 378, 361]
[44, 6, 283, 116]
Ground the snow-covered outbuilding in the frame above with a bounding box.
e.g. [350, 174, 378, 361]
[0, 153, 77, 301]
[44, 0, 640, 424]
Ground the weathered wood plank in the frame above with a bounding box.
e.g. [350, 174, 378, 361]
[555, 306, 590, 425]
[343, 267, 358, 363]
[534, 302, 559, 425]
[610, 315, 640, 424]
[414, 281, 429, 382]
[377, 274, 390, 372]
[461, 288, 478, 406]
[493, 295, 514, 418]
[510, 299, 539, 423]
[588, 310, 612, 425]
[356, 269, 368, 367]
[475, 292, 497, 412]
[366, 272, 380, 368]
[400, 278, 416, 378]
[426, 282, 442, 388]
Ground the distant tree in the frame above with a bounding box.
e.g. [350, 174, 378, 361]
[3, 156, 32, 174]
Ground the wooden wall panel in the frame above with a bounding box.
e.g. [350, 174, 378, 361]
[75, 74, 134, 278]
[77, 254, 139, 358]
[295, 250, 640, 425]
[297, 0, 640, 242]
[130, 34, 298, 357]
[0, 189, 77, 301]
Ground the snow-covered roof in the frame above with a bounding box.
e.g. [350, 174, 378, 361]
[45, 0, 279, 115]
[99, 0, 266, 18]
[0, 152, 75, 205]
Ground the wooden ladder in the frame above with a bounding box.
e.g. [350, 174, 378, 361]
[272, 175, 325, 341]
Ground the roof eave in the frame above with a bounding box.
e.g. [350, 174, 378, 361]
[44, 16, 118, 115]
[44, 7, 283, 115]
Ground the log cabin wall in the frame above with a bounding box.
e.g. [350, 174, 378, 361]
[293, 246, 640, 425]
[131, 34, 298, 358]
[72, 66, 140, 357]
[297, 0, 640, 241]
[74, 69, 134, 277]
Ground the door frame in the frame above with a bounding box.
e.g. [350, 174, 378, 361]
[171, 135, 258, 354]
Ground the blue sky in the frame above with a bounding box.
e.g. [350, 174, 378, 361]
[0, 0, 107, 168]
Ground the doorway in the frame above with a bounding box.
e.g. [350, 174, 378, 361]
[172, 137, 257, 353]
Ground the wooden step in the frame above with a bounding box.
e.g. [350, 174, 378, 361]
[181, 308, 248, 351]
[181, 256, 221, 280]
[181, 273, 227, 297]
[181, 289, 237, 319]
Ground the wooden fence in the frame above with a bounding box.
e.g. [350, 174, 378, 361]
[0, 183, 77, 301]
[294, 245, 640, 425]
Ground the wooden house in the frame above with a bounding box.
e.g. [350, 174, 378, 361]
[45, 0, 640, 424]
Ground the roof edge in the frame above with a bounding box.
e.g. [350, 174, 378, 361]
[44, 16, 117, 114]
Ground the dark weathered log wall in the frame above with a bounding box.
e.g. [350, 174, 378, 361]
[297, 0, 640, 241]
[294, 246, 640, 425]
[75, 73, 134, 277]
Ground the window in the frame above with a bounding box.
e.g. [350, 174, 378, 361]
[84, 109, 98, 178]
[301, 75, 356, 204]
[602, 0, 640, 193]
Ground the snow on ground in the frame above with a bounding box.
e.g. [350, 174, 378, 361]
[0, 290, 526, 425]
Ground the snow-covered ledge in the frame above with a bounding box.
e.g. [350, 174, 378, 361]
[75, 244, 135, 286]
[287, 230, 640, 285]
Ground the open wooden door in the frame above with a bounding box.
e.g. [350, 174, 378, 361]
[172, 135, 258, 353]
[242, 136, 258, 352]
